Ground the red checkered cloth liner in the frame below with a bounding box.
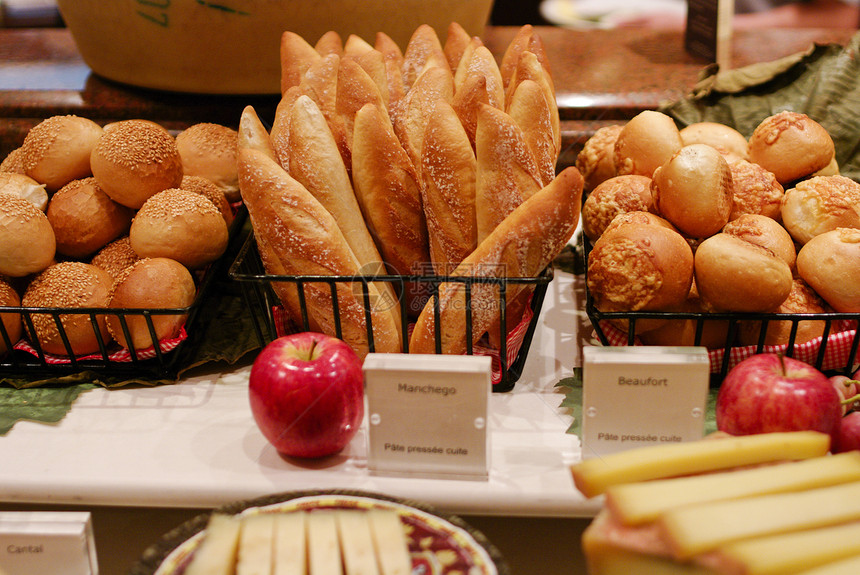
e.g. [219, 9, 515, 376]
[595, 320, 859, 374]
[272, 304, 534, 386]
[13, 327, 188, 365]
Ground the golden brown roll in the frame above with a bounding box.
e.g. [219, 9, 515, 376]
[679, 122, 749, 159]
[639, 281, 731, 349]
[748, 111, 835, 184]
[0, 193, 56, 277]
[106, 257, 196, 351]
[175, 123, 240, 202]
[614, 110, 683, 178]
[47, 177, 134, 259]
[694, 233, 793, 312]
[19, 115, 104, 192]
[0, 172, 48, 211]
[129, 188, 229, 270]
[90, 236, 140, 280]
[179, 175, 234, 227]
[576, 124, 622, 193]
[727, 156, 784, 221]
[582, 175, 653, 241]
[90, 119, 184, 209]
[796, 227, 860, 312]
[651, 144, 733, 238]
[781, 175, 860, 245]
[0, 277, 22, 355]
[738, 277, 829, 347]
[21, 262, 113, 356]
[601, 210, 678, 236]
[0, 147, 25, 174]
[587, 222, 694, 314]
[722, 213, 797, 271]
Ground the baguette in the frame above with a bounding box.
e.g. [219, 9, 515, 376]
[506, 50, 560, 159]
[499, 25, 553, 94]
[395, 65, 454, 178]
[280, 31, 322, 94]
[507, 78, 557, 186]
[315, 30, 343, 56]
[238, 106, 401, 359]
[452, 44, 505, 147]
[375, 31, 407, 127]
[336, 56, 391, 172]
[269, 85, 303, 171]
[443, 21, 473, 71]
[409, 166, 583, 355]
[401, 24, 448, 90]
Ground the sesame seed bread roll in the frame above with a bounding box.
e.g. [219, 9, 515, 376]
[279, 30, 322, 94]
[238, 106, 402, 359]
[90, 236, 140, 280]
[582, 175, 653, 241]
[727, 156, 784, 221]
[748, 111, 835, 184]
[47, 177, 134, 259]
[614, 110, 683, 178]
[90, 119, 184, 209]
[179, 175, 234, 227]
[396, 65, 455, 178]
[410, 166, 583, 355]
[22, 262, 113, 356]
[796, 227, 860, 312]
[130, 188, 229, 270]
[679, 122, 749, 159]
[0, 147, 25, 174]
[0, 172, 48, 211]
[0, 193, 56, 277]
[0, 277, 22, 355]
[175, 123, 240, 202]
[19, 115, 103, 192]
[475, 103, 543, 242]
[781, 175, 860, 245]
[106, 257, 196, 351]
[576, 124, 623, 193]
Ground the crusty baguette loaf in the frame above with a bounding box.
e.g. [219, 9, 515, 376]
[499, 25, 554, 94]
[280, 31, 322, 94]
[506, 50, 560, 157]
[409, 166, 584, 355]
[269, 85, 303, 171]
[336, 56, 391, 172]
[374, 31, 406, 125]
[315, 30, 343, 56]
[420, 99, 477, 272]
[508, 78, 557, 186]
[238, 106, 402, 358]
[474, 103, 544, 242]
[395, 65, 454, 178]
[401, 24, 448, 90]
[452, 43, 505, 147]
[443, 21, 474, 71]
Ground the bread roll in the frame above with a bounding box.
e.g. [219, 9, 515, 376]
[19, 115, 103, 192]
[0, 147, 25, 174]
[90, 119, 184, 209]
[582, 175, 653, 241]
[727, 156, 784, 221]
[748, 111, 834, 184]
[130, 188, 229, 270]
[21, 262, 113, 356]
[694, 233, 793, 312]
[576, 124, 622, 193]
[175, 123, 240, 202]
[0, 172, 48, 211]
[0, 193, 56, 277]
[47, 177, 134, 259]
[639, 282, 731, 349]
[106, 257, 196, 351]
[410, 166, 583, 355]
[179, 175, 234, 227]
[602, 210, 678, 237]
[614, 110, 683, 178]
[796, 227, 860, 312]
[90, 236, 140, 280]
[651, 144, 733, 238]
[738, 277, 829, 347]
[723, 213, 796, 270]
[679, 122, 749, 159]
[0, 277, 22, 355]
[781, 175, 860, 245]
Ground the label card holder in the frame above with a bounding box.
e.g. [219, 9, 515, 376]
[363, 353, 491, 481]
[0, 511, 98, 575]
[581, 346, 711, 460]
[685, 0, 734, 67]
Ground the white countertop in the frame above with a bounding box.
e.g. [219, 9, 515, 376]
[0, 271, 602, 519]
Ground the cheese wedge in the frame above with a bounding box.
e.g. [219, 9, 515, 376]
[336, 510, 381, 575]
[184, 513, 242, 575]
[367, 510, 412, 575]
[273, 511, 307, 575]
[237, 513, 276, 575]
[607, 451, 860, 525]
[307, 510, 343, 575]
[571, 431, 830, 498]
[794, 553, 860, 575]
[660, 481, 860, 559]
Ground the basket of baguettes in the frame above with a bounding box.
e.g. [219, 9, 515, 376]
[229, 23, 584, 390]
[0, 116, 244, 381]
[576, 108, 860, 382]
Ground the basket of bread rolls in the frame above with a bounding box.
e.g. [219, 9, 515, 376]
[228, 23, 583, 391]
[577, 108, 860, 382]
[0, 116, 245, 381]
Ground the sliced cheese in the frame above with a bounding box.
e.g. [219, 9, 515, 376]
[237, 513, 276, 575]
[184, 513, 242, 575]
[307, 510, 343, 575]
[571, 431, 830, 498]
[336, 510, 381, 575]
[718, 520, 860, 575]
[660, 481, 860, 559]
[794, 553, 860, 575]
[367, 509, 412, 575]
[607, 451, 860, 525]
[273, 511, 307, 575]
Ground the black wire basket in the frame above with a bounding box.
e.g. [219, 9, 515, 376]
[581, 235, 860, 383]
[228, 231, 553, 392]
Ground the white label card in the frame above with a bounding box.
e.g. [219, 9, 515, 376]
[363, 353, 491, 480]
[0, 512, 98, 575]
[581, 346, 710, 460]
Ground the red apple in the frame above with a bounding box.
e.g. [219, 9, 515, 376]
[835, 412, 860, 453]
[248, 332, 364, 459]
[716, 354, 842, 442]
